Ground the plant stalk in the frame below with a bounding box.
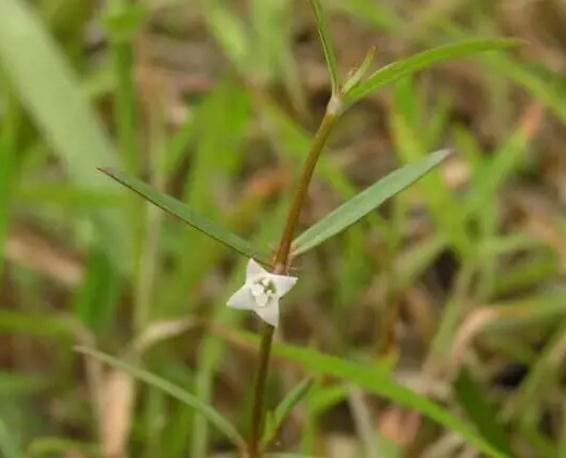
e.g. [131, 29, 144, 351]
[274, 96, 341, 271]
[247, 95, 342, 458]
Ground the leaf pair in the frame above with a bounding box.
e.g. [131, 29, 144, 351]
[308, 0, 516, 106]
[100, 3, 516, 263]
[100, 149, 450, 264]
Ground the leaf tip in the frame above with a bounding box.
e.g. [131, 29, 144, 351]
[437, 147, 454, 160]
[503, 37, 524, 48]
[97, 166, 115, 176]
[74, 345, 89, 355]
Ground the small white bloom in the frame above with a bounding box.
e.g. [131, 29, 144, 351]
[226, 259, 297, 327]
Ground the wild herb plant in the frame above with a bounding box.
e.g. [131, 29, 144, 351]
[0, 0, 525, 456]
[87, 2, 516, 457]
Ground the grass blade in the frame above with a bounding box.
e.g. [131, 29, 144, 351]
[346, 39, 518, 104]
[76, 346, 246, 449]
[390, 90, 471, 258]
[28, 437, 100, 457]
[262, 377, 314, 447]
[454, 367, 514, 456]
[268, 340, 507, 458]
[204, 1, 250, 71]
[99, 168, 270, 263]
[0, 372, 50, 397]
[0, 0, 130, 270]
[0, 420, 24, 458]
[229, 331, 507, 458]
[292, 149, 450, 256]
[267, 455, 323, 458]
[328, 0, 402, 33]
[0, 310, 76, 340]
[308, 0, 339, 92]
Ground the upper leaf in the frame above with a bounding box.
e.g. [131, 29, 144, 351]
[292, 149, 451, 256]
[342, 46, 377, 95]
[100, 168, 270, 264]
[345, 39, 518, 104]
[308, 0, 339, 93]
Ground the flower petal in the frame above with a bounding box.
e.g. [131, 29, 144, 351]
[227, 286, 254, 310]
[270, 274, 298, 296]
[247, 258, 268, 280]
[255, 300, 279, 327]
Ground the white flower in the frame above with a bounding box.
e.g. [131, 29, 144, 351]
[227, 259, 298, 327]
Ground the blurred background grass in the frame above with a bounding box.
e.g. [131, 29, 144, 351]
[1, 0, 566, 457]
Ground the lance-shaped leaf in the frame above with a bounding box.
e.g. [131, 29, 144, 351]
[342, 46, 377, 95]
[271, 340, 507, 458]
[345, 39, 518, 104]
[77, 347, 246, 449]
[100, 168, 270, 263]
[231, 331, 507, 458]
[309, 0, 339, 93]
[454, 367, 514, 456]
[262, 377, 314, 447]
[0, 420, 24, 458]
[292, 149, 451, 256]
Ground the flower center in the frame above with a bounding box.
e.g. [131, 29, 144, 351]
[250, 277, 277, 307]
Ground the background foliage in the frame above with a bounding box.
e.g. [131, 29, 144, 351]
[1, 0, 566, 457]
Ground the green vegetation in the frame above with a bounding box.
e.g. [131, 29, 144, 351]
[1, 0, 565, 457]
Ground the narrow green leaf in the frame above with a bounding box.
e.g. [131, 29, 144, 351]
[28, 437, 100, 457]
[73, 249, 121, 337]
[465, 116, 537, 217]
[263, 338, 507, 458]
[76, 347, 246, 449]
[390, 88, 471, 258]
[0, 0, 130, 271]
[454, 367, 514, 456]
[346, 39, 518, 104]
[99, 168, 270, 263]
[0, 310, 76, 340]
[262, 377, 314, 446]
[0, 420, 24, 458]
[205, 1, 250, 71]
[491, 56, 566, 126]
[342, 46, 377, 95]
[251, 0, 291, 82]
[0, 372, 51, 397]
[308, 0, 339, 92]
[0, 88, 19, 280]
[267, 454, 323, 458]
[292, 149, 451, 256]
[328, 0, 402, 33]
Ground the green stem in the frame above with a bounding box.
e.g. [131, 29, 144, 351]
[274, 96, 341, 271]
[110, 0, 139, 173]
[114, 41, 138, 172]
[247, 95, 342, 458]
[248, 323, 275, 458]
